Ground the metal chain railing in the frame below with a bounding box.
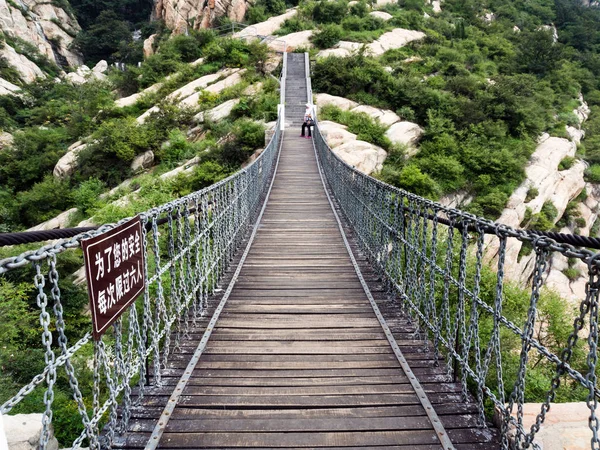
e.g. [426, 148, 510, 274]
[0, 70, 284, 448]
[309, 58, 600, 450]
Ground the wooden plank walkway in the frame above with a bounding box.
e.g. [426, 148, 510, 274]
[115, 53, 499, 449]
[117, 130, 499, 449]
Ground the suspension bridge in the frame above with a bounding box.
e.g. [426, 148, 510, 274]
[1, 52, 600, 450]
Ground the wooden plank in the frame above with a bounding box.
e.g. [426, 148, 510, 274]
[131, 430, 441, 448]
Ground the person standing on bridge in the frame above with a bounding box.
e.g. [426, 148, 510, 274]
[301, 103, 315, 139]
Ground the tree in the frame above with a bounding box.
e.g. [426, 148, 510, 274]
[517, 29, 563, 77]
[73, 11, 133, 64]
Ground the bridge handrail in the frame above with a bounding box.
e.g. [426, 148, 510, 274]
[308, 60, 600, 449]
[0, 56, 287, 450]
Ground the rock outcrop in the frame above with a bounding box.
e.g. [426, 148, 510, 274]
[332, 139, 387, 175]
[3, 413, 59, 450]
[234, 9, 297, 38]
[319, 120, 357, 148]
[385, 121, 424, 152]
[369, 11, 393, 21]
[65, 63, 108, 85]
[53, 140, 88, 180]
[316, 28, 426, 58]
[351, 105, 400, 127]
[507, 402, 595, 450]
[483, 94, 595, 302]
[0, 77, 20, 95]
[269, 30, 313, 51]
[27, 208, 77, 231]
[315, 93, 358, 111]
[131, 150, 155, 172]
[0, 0, 83, 81]
[194, 98, 240, 123]
[153, 0, 252, 33]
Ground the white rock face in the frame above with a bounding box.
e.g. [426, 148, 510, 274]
[154, 0, 255, 32]
[539, 24, 559, 43]
[0, 0, 82, 79]
[270, 30, 313, 51]
[318, 120, 357, 148]
[243, 82, 263, 96]
[131, 150, 155, 172]
[136, 105, 161, 124]
[315, 93, 359, 111]
[144, 33, 158, 58]
[368, 29, 426, 56]
[484, 93, 595, 302]
[512, 402, 594, 450]
[65, 65, 107, 85]
[574, 93, 591, 124]
[167, 68, 238, 104]
[53, 141, 89, 180]
[204, 70, 245, 94]
[0, 77, 20, 95]
[0, 43, 45, 83]
[27, 208, 77, 231]
[0, 131, 13, 149]
[485, 136, 585, 290]
[332, 140, 387, 175]
[160, 156, 200, 180]
[3, 413, 59, 450]
[385, 121, 424, 149]
[374, 0, 397, 8]
[195, 98, 240, 123]
[234, 9, 297, 38]
[93, 60, 109, 74]
[369, 11, 393, 21]
[430, 0, 442, 13]
[566, 125, 585, 145]
[115, 82, 164, 108]
[351, 105, 400, 127]
[316, 29, 426, 58]
[439, 190, 473, 209]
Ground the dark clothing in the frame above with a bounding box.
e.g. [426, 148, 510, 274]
[301, 122, 312, 137]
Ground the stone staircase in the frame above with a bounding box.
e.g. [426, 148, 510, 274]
[285, 53, 308, 127]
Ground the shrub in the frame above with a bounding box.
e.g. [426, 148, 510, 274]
[311, 25, 343, 49]
[558, 156, 576, 170]
[14, 176, 74, 227]
[161, 34, 203, 63]
[525, 186, 539, 202]
[0, 127, 69, 193]
[156, 129, 199, 167]
[73, 178, 105, 214]
[563, 267, 581, 281]
[312, 0, 348, 23]
[381, 165, 440, 199]
[585, 164, 600, 183]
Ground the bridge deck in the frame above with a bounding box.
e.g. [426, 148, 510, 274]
[116, 53, 498, 449]
[118, 131, 498, 449]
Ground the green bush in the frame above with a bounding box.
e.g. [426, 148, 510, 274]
[558, 156, 576, 170]
[312, 24, 343, 49]
[73, 178, 105, 214]
[156, 129, 199, 167]
[312, 0, 348, 23]
[0, 127, 69, 193]
[525, 186, 539, 202]
[585, 164, 600, 183]
[14, 176, 74, 227]
[319, 105, 391, 149]
[379, 165, 440, 199]
[563, 267, 581, 281]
